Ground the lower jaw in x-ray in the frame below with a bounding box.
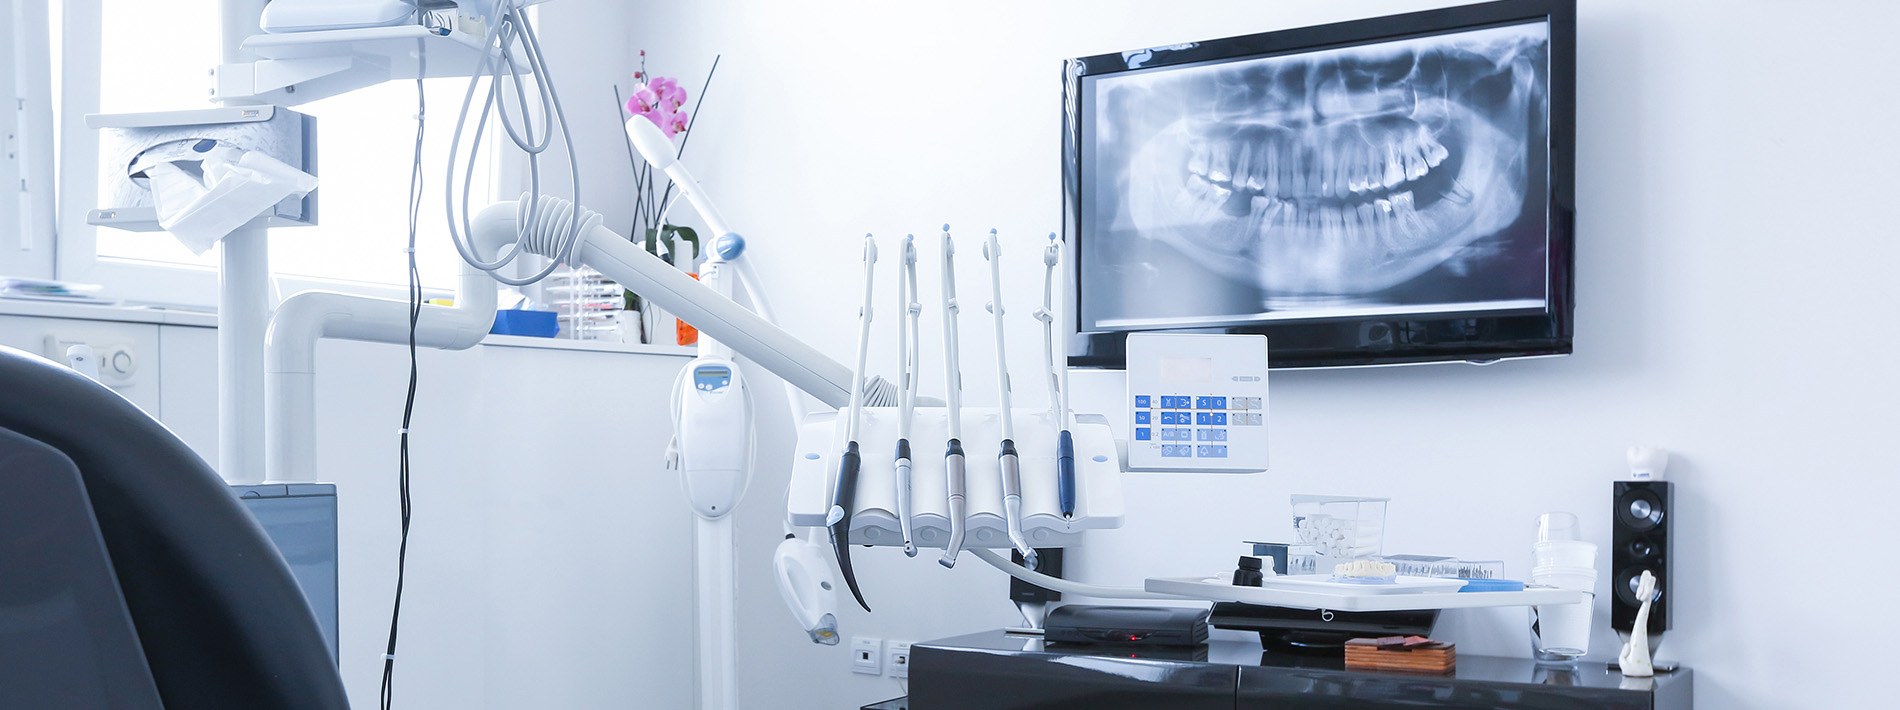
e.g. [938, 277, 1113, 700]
[1126, 97, 1529, 298]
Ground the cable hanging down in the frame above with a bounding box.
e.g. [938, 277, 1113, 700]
[443, 0, 587, 287]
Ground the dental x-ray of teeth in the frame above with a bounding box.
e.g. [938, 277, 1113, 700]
[1081, 21, 1552, 330]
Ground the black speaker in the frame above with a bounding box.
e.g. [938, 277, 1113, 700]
[1611, 481, 1671, 636]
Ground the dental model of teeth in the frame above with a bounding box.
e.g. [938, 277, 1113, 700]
[1333, 559, 1397, 579]
[1295, 513, 1382, 559]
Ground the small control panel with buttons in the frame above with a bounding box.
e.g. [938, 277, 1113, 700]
[1126, 334, 1268, 473]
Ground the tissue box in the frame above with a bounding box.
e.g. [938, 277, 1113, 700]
[87, 106, 318, 232]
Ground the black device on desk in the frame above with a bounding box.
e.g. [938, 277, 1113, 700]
[1210, 603, 1439, 655]
[1045, 605, 1210, 647]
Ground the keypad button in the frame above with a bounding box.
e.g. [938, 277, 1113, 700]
[1210, 445, 1228, 458]
[1211, 412, 1227, 426]
[1135, 428, 1151, 441]
[1135, 395, 1151, 408]
[1211, 396, 1227, 409]
[1194, 412, 1210, 426]
[1135, 411, 1150, 425]
[1251, 413, 1263, 425]
[1158, 412, 1175, 425]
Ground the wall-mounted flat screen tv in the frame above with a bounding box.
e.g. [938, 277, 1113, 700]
[1065, 0, 1575, 369]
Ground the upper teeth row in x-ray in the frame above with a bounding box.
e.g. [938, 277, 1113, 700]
[1186, 127, 1451, 202]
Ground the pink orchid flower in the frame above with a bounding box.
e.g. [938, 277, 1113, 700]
[666, 110, 690, 136]
[648, 76, 688, 111]
[626, 87, 660, 116]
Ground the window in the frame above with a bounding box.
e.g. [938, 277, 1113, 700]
[53, 0, 497, 304]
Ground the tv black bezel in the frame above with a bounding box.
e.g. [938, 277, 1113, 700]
[1063, 0, 1576, 370]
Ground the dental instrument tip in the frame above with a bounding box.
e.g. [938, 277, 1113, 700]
[906, 233, 914, 240]
[1048, 232, 1057, 240]
[939, 555, 957, 569]
[904, 543, 918, 558]
[942, 224, 950, 232]
[1025, 551, 1040, 571]
[990, 228, 998, 235]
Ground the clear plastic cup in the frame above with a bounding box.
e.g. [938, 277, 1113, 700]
[1536, 512, 1581, 543]
[1532, 592, 1595, 661]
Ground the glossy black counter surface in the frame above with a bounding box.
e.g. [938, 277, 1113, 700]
[910, 630, 1690, 710]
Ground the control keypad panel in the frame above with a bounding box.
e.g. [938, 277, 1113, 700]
[1126, 334, 1269, 473]
[1131, 395, 1260, 458]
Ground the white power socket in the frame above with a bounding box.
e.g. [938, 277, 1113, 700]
[849, 637, 882, 675]
[886, 641, 912, 679]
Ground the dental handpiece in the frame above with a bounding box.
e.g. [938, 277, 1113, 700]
[894, 234, 922, 558]
[984, 229, 1036, 569]
[938, 226, 968, 569]
[828, 234, 877, 612]
[1033, 233, 1076, 520]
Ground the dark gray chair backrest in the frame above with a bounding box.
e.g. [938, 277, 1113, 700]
[0, 345, 350, 709]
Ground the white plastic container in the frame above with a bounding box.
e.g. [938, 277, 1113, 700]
[1531, 540, 1598, 569]
[1292, 495, 1387, 561]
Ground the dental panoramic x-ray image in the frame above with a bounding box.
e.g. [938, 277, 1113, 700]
[1081, 21, 1551, 329]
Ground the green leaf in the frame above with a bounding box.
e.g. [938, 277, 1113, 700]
[670, 226, 701, 260]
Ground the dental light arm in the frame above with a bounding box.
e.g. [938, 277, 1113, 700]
[627, 117, 735, 239]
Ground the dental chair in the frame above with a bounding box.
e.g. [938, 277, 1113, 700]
[0, 345, 349, 709]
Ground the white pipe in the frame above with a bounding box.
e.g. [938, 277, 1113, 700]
[969, 549, 1181, 601]
[263, 242, 499, 484]
[695, 516, 736, 710]
[216, 0, 270, 483]
[469, 201, 857, 408]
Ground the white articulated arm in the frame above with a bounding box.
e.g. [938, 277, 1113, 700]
[468, 197, 858, 409]
[263, 236, 500, 484]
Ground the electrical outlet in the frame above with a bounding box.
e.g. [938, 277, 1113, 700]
[886, 641, 912, 679]
[850, 637, 882, 675]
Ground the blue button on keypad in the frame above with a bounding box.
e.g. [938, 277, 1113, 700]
[1158, 412, 1176, 425]
[1211, 396, 1227, 409]
[1135, 428, 1151, 441]
[1135, 411, 1150, 425]
[1211, 412, 1227, 426]
[1209, 445, 1228, 458]
[1194, 412, 1209, 426]
[1209, 429, 1228, 442]
[1135, 395, 1151, 408]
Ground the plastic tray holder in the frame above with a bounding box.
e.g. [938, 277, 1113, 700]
[788, 408, 1125, 548]
[1142, 576, 1586, 612]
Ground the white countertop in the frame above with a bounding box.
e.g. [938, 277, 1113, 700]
[0, 297, 698, 357]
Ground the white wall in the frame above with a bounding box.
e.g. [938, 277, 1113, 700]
[626, 1, 1900, 708]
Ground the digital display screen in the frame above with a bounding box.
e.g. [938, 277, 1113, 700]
[1158, 356, 1214, 383]
[1079, 20, 1553, 330]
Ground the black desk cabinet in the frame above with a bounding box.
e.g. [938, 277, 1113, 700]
[908, 631, 1691, 710]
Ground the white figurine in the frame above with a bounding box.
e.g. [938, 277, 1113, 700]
[1618, 570, 1659, 677]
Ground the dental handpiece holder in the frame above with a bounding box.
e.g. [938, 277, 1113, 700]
[788, 408, 1126, 548]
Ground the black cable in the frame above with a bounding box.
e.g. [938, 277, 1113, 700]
[380, 41, 428, 710]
